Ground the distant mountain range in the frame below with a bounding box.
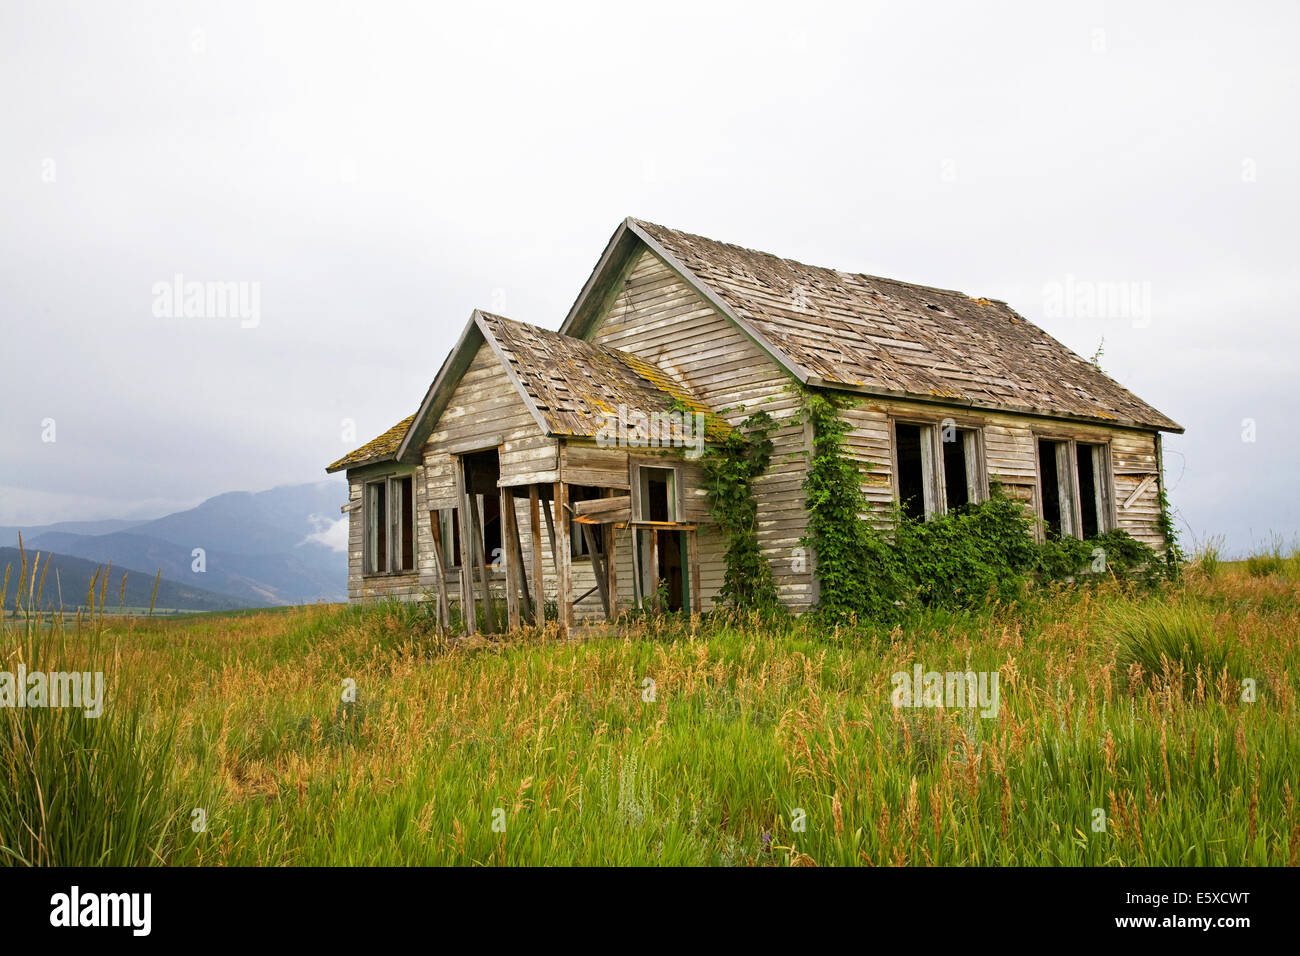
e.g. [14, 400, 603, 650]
[0, 548, 246, 612]
[0, 480, 349, 611]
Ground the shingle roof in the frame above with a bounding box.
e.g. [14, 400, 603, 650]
[477, 311, 727, 440]
[326, 414, 414, 473]
[624, 219, 1181, 432]
[327, 312, 728, 474]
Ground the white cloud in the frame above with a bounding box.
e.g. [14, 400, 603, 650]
[303, 514, 348, 553]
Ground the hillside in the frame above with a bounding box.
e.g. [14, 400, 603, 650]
[7, 480, 349, 607]
[0, 548, 246, 612]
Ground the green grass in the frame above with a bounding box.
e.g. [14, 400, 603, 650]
[2, 547, 1298, 866]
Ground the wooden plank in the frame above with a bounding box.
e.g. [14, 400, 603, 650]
[506, 492, 532, 622]
[454, 462, 477, 635]
[605, 520, 619, 620]
[648, 527, 660, 612]
[427, 510, 451, 629]
[529, 485, 544, 625]
[554, 481, 573, 634]
[1122, 474, 1157, 510]
[467, 490, 495, 634]
[581, 524, 610, 618]
[571, 495, 632, 520]
[501, 488, 521, 631]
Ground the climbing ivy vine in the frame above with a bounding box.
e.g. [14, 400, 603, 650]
[701, 410, 779, 610]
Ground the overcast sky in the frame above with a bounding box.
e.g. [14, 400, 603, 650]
[1, 0, 1295, 555]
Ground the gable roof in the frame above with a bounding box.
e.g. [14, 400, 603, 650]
[562, 218, 1181, 433]
[330, 310, 720, 474]
[477, 311, 725, 440]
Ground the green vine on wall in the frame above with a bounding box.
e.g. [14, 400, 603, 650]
[798, 387, 1172, 625]
[702, 410, 779, 610]
[798, 389, 882, 621]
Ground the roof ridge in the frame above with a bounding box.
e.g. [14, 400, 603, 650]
[630, 217, 994, 303]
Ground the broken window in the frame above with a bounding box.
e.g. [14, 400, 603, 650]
[895, 421, 985, 520]
[364, 473, 415, 574]
[894, 422, 933, 521]
[1037, 438, 1113, 540]
[941, 426, 982, 512]
[1038, 439, 1069, 540]
[1075, 442, 1110, 538]
[637, 466, 677, 522]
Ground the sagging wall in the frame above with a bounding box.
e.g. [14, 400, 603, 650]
[588, 249, 813, 610]
[840, 396, 1167, 548]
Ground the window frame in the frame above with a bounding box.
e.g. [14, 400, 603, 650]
[629, 460, 683, 524]
[362, 470, 417, 577]
[1032, 433, 1115, 541]
[889, 415, 988, 520]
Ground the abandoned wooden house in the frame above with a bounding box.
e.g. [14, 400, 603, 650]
[326, 217, 1182, 632]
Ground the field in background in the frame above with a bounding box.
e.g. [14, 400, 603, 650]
[1, 550, 1298, 866]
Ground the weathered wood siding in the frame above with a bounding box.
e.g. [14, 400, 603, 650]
[839, 395, 1167, 548]
[586, 249, 813, 609]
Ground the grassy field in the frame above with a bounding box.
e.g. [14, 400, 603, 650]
[1, 553, 1298, 866]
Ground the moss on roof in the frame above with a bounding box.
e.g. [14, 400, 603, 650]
[326, 414, 415, 473]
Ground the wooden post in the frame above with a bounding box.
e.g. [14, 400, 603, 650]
[467, 490, 495, 634]
[501, 487, 521, 631]
[428, 511, 451, 629]
[543, 490, 558, 569]
[554, 481, 572, 635]
[648, 528, 660, 612]
[506, 491, 532, 622]
[687, 529, 702, 616]
[605, 522, 619, 621]
[529, 485, 544, 625]
[455, 463, 477, 635]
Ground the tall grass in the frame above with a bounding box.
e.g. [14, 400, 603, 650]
[0, 547, 195, 865]
[2, 542, 1298, 866]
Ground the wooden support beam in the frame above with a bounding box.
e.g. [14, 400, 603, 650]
[687, 529, 702, 616]
[605, 521, 619, 621]
[454, 464, 477, 635]
[507, 492, 532, 622]
[427, 511, 451, 629]
[501, 488, 521, 631]
[581, 524, 610, 618]
[467, 491, 495, 634]
[648, 527, 660, 612]
[543, 491, 557, 569]
[529, 485, 544, 625]
[554, 481, 573, 635]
